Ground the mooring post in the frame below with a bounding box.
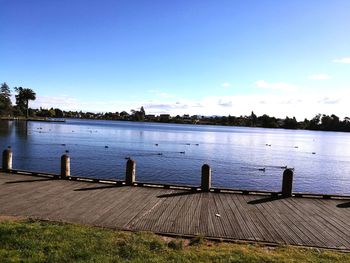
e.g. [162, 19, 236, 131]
[2, 147, 13, 172]
[60, 153, 70, 178]
[126, 159, 136, 186]
[201, 164, 211, 192]
[282, 168, 293, 197]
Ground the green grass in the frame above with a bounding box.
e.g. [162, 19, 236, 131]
[0, 219, 349, 263]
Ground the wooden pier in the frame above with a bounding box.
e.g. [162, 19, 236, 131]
[2, 172, 350, 250]
[2, 148, 350, 251]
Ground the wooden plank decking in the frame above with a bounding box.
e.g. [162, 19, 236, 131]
[1, 172, 350, 250]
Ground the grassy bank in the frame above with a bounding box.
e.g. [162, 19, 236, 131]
[0, 218, 349, 263]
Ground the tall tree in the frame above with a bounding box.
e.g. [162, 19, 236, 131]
[0, 82, 12, 116]
[15, 87, 36, 118]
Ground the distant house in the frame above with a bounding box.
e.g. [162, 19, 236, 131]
[159, 114, 170, 122]
[145, 114, 156, 121]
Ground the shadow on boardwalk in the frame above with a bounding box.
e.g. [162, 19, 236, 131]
[248, 196, 288, 205]
[337, 202, 350, 208]
[74, 185, 123, 191]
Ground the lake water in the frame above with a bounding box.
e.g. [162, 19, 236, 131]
[1, 119, 350, 195]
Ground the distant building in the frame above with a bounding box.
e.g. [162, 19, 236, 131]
[159, 114, 170, 122]
[145, 114, 156, 121]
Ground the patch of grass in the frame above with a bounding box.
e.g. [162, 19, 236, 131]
[167, 239, 184, 250]
[189, 235, 205, 246]
[0, 218, 349, 262]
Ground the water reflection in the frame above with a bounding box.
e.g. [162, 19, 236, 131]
[0, 120, 13, 137]
[15, 120, 29, 139]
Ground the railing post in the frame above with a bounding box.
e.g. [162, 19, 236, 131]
[201, 164, 211, 192]
[126, 159, 136, 186]
[2, 147, 13, 172]
[61, 153, 70, 178]
[282, 169, 293, 197]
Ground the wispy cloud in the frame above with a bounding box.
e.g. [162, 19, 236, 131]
[255, 80, 298, 92]
[318, 97, 341, 104]
[28, 90, 350, 120]
[143, 90, 350, 120]
[221, 82, 231, 88]
[217, 99, 233, 107]
[333, 57, 350, 64]
[31, 95, 82, 110]
[308, 74, 330, 80]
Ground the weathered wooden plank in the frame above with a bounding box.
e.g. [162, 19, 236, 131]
[241, 195, 276, 243]
[292, 198, 350, 248]
[288, 198, 348, 249]
[280, 197, 334, 248]
[221, 192, 254, 240]
[123, 188, 165, 230]
[245, 196, 287, 244]
[186, 190, 203, 235]
[171, 192, 198, 235]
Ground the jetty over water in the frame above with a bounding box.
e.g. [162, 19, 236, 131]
[2, 148, 350, 251]
[2, 172, 350, 251]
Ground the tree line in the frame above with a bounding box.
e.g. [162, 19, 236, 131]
[0, 82, 36, 118]
[1, 82, 350, 132]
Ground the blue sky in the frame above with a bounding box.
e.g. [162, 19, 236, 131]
[1, 0, 350, 119]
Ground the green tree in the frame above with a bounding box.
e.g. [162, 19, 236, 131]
[283, 116, 298, 129]
[259, 114, 278, 128]
[130, 106, 146, 121]
[308, 114, 321, 130]
[250, 111, 257, 126]
[0, 82, 13, 116]
[14, 87, 36, 118]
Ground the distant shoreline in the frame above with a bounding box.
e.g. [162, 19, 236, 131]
[0, 117, 65, 123]
[2, 117, 350, 134]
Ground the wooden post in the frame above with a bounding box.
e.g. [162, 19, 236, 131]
[282, 169, 293, 197]
[61, 154, 70, 178]
[126, 159, 136, 186]
[2, 147, 13, 171]
[201, 164, 211, 192]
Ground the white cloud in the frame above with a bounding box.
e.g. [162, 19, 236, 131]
[30, 95, 82, 111]
[142, 90, 350, 120]
[255, 80, 298, 92]
[221, 82, 231, 88]
[308, 74, 330, 80]
[27, 89, 350, 121]
[333, 57, 350, 64]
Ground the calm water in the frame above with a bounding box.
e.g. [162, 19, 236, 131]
[1, 119, 350, 195]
